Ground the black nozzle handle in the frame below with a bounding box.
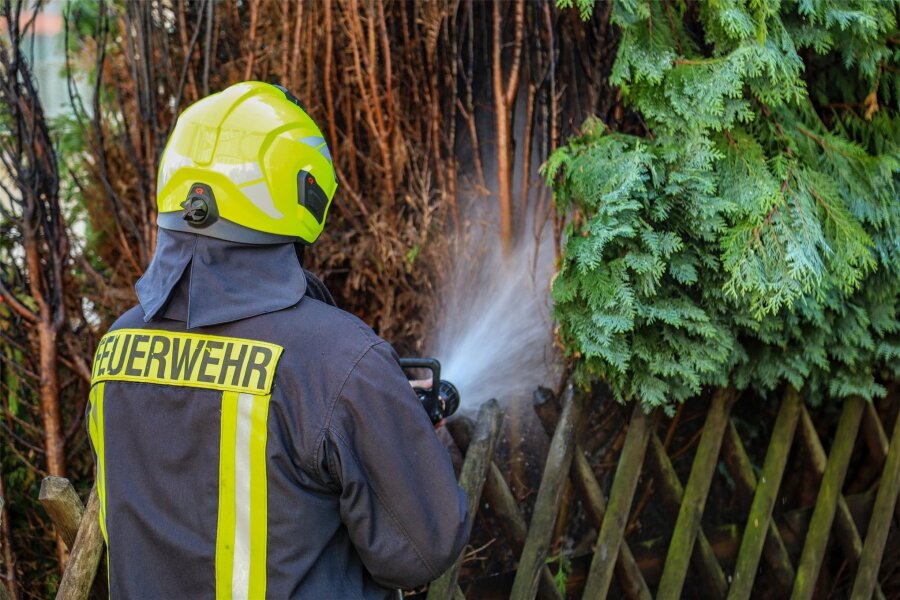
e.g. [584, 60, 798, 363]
[398, 357, 441, 405]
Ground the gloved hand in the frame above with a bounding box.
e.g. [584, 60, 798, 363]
[408, 378, 444, 429]
[407, 377, 433, 390]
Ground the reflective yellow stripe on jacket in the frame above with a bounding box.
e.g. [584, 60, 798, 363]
[87, 382, 108, 544]
[90, 329, 282, 599]
[91, 329, 282, 395]
[216, 391, 270, 600]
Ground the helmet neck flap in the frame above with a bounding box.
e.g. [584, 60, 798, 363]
[136, 229, 308, 328]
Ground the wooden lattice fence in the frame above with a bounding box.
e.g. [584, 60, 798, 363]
[23, 387, 900, 600]
[422, 388, 899, 599]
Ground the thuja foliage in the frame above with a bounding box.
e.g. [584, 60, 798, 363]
[548, 0, 899, 409]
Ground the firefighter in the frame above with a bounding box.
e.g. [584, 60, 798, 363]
[87, 81, 469, 599]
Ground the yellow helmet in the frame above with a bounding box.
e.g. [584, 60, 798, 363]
[156, 81, 337, 244]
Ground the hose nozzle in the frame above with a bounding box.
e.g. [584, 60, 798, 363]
[428, 379, 460, 424]
[399, 357, 461, 425]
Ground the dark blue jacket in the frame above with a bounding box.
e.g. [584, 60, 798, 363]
[87, 229, 469, 599]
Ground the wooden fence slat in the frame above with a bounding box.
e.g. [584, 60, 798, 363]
[728, 388, 801, 600]
[646, 431, 728, 599]
[722, 421, 795, 594]
[483, 462, 563, 600]
[799, 403, 864, 560]
[570, 451, 652, 600]
[39, 477, 85, 550]
[795, 401, 887, 600]
[55, 486, 104, 600]
[510, 386, 583, 600]
[533, 394, 651, 600]
[656, 387, 735, 600]
[791, 397, 866, 600]
[633, 489, 878, 590]
[861, 402, 889, 465]
[428, 400, 503, 600]
[850, 402, 900, 599]
[582, 403, 653, 600]
[860, 402, 900, 523]
[449, 414, 561, 600]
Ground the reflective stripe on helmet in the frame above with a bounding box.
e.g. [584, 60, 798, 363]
[240, 181, 284, 220]
[216, 161, 264, 186]
[158, 149, 193, 192]
[297, 135, 326, 149]
[297, 135, 333, 167]
[159, 150, 285, 221]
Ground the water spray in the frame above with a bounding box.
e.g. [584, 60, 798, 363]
[430, 220, 558, 412]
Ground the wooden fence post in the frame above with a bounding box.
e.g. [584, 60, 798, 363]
[449, 417, 562, 600]
[55, 486, 104, 600]
[859, 402, 900, 523]
[483, 462, 564, 600]
[722, 420, 796, 594]
[850, 405, 900, 599]
[570, 452, 651, 600]
[791, 397, 866, 600]
[510, 386, 582, 599]
[656, 387, 735, 600]
[533, 394, 651, 600]
[793, 400, 887, 600]
[39, 478, 85, 550]
[427, 400, 503, 600]
[582, 402, 653, 599]
[728, 388, 801, 600]
[646, 432, 728, 599]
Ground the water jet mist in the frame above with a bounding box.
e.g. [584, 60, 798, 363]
[431, 217, 560, 412]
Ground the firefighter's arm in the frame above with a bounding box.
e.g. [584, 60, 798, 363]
[323, 341, 470, 589]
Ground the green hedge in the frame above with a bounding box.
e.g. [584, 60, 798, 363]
[549, 0, 899, 410]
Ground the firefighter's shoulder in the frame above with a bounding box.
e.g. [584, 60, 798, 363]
[272, 295, 385, 356]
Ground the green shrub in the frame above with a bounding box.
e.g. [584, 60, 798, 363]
[549, 0, 899, 410]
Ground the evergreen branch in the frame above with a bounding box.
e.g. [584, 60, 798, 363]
[672, 57, 727, 66]
[808, 185, 873, 264]
[795, 126, 853, 159]
[722, 129, 739, 150]
[660, 0, 681, 55]
[758, 101, 795, 158]
[784, 187, 823, 282]
[826, 102, 864, 116]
